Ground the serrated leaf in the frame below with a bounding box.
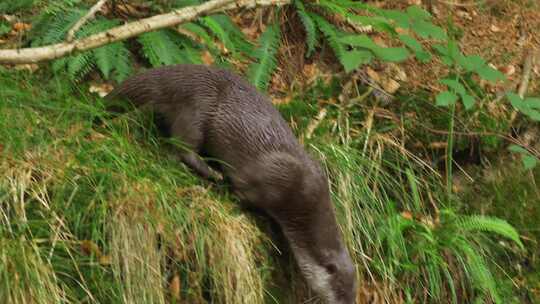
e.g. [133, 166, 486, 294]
[477, 65, 505, 82]
[383, 10, 410, 28]
[348, 15, 394, 33]
[436, 91, 458, 107]
[406, 5, 432, 20]
[527, 109, 540, 121]
[522, 155, 538, 170]
[340, 34, 409, 62]
[399, 34, 431, 62]
[398, 34, 423, 52]
[461, 94, 475, 110]
[507, 93, 523, 109]
[508, 144, 528, 154]
[525, 97, 540, 108]
[457, 55, 486, 72]
[415, 50, 432, 62]
[341, 50, 372, 72]
[373, 47, 410, 62]
[440, 78, 465, 95]
[411, 20, 446, 40]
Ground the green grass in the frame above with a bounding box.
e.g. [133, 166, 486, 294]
[0, 68, 526, 303]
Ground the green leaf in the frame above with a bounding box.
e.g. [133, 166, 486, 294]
[508, 144, 528, 154]
[523, 155, 538, 170]
[382, 10, 410, 28]
[411, 20, 447, 40]
[398, 34, 423, 52]
[461, 94, 475, 110]
[477, 65, 505, 83]
[457, 55, 485, 72]
[340, 34, 409, 62]
[406, 5, 432, 20]
[507, 93, 540, 121]
[436, 91, 458, 107]
[507, 93, 523, 109]
[525, 97, 540, 108]
[0, 22, 10, 36]
[341, 50, 372, 72]
[373, 47, 410, 62]
[440, 78, 465, 95]
[432, 44, 453, 65]
[348, 15, 394, 33]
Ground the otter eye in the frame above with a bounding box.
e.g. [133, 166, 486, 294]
[325, 263, 337, 274]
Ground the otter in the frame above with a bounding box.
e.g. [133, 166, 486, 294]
[106, 64, 357, 303]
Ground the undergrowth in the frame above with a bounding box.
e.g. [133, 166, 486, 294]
[0, 65, 525, 303]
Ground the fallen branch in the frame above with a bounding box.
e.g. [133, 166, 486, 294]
[0, 0, 290, 64]
[66, 0, 108, 42]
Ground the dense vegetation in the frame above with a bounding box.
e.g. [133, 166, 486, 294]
[1, 0, 538, 303]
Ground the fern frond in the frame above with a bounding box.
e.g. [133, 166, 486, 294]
[457, 215, 524, 250]
[310, 13, 345, 62]
[200, 16, 236, 55]
[167, 32, 203, 64]
[209, 14, 253, 55]
[94, 42, 132, 82]
[179, 22, 217, 51]
[294, 0, 318, 57]
[39, 9, 85, 45]
[67, 52, 94, 81]
[247, 24, 281, 91]
[454, 238, 501, 303]
[138, 30, 184, 67]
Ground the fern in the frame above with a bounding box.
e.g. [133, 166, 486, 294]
[179, 22, 218, 51]
[66, 52, 94, 81]
[454, 238, 501, 303]
[294, 0, 318, 57]
[310, 13, 344, 58]
[94, 42, 132, 82]
[167, 32, 204, 64]
[37, 9, 86, 46]
[457, 215, 524, 250]
[247, 24, 281, 91]
[209, 14, 253, 55]
[138, 30, 185, 67]
[200, 16, 236, 55]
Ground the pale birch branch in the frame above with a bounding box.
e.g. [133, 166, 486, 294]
[66, 0, 108, 42]
[0, 0, 290, 64]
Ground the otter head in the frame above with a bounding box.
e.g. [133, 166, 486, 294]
[287, 168, 357, 304]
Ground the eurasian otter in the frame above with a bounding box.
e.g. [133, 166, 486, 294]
[106, 64, 357, 303]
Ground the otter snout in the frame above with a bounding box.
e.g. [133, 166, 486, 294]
[295, 246, 357, 304]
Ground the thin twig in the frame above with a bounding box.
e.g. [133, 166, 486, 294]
[66, 0, 108, 42]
